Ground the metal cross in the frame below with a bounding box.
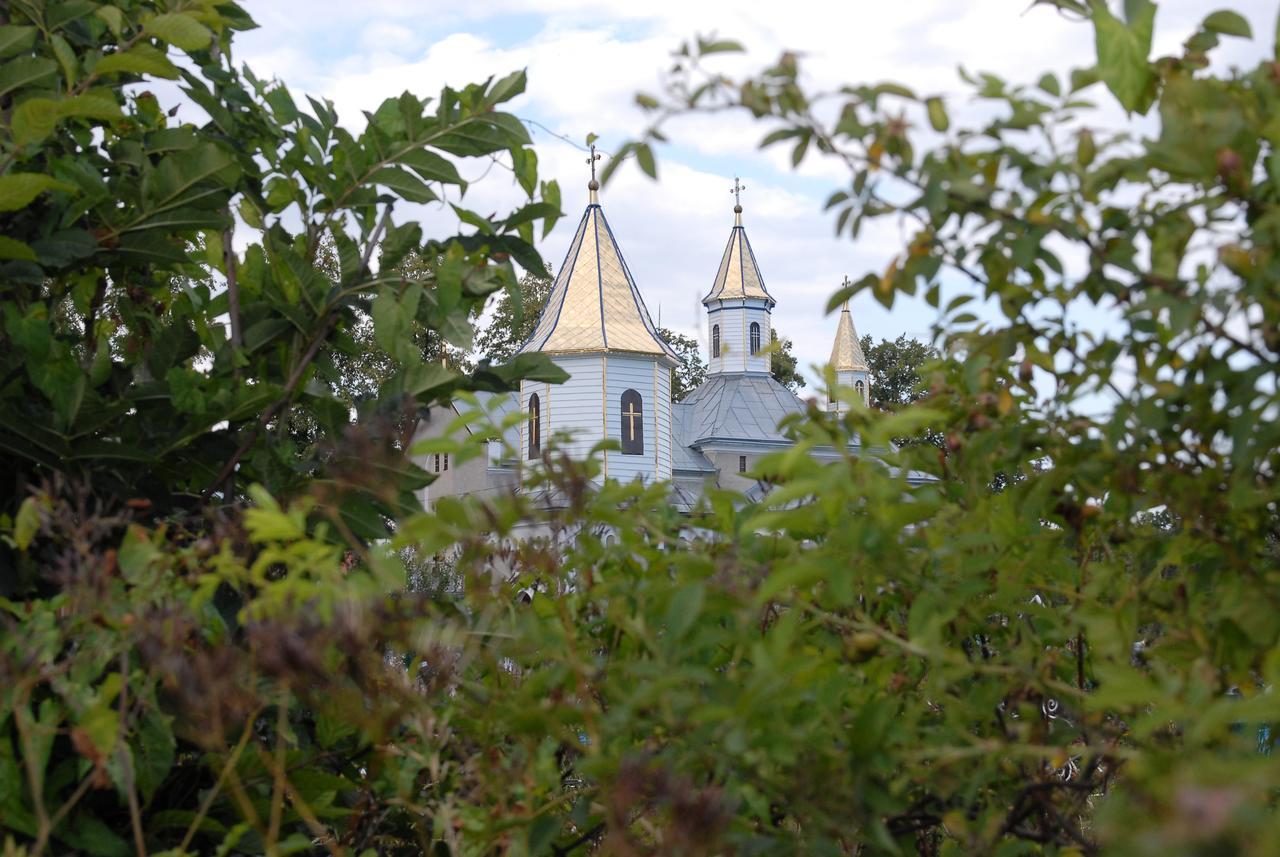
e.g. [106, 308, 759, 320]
[586, 144, 601, 182]
[622, 401, 641, 440]
[730, 176, 746, 206]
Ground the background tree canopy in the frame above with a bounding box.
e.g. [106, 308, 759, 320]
[3, 2, 1280, 856]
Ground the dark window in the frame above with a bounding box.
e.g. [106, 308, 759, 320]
[443, 453, 449, 471]
[855, 380, 865, 402]
[433, 454, 440, 473]
[527, 393, 541, 459]
[620, 389, 644, 455]
[749, 322, 761, 355]
[711, 324, 720, 358]
[739, 455, 747, 473]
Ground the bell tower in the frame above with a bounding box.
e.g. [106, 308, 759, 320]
[514, 146, 679, 483]
[827, 285, 870, 414]
[703, 178, 775, 376]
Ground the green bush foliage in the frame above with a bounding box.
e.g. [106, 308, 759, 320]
[3, 1, 1280, 855]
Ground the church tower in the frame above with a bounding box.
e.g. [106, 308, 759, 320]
[704, 178, 775, 375]
[514, 148, 679, 483]
[828, 290, 870, 414]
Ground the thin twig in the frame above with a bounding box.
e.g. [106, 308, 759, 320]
[266, 701, 288, 849]
[178, 715, 260, 853]
[115, 653, 148, 857]
[16, 686, 53, 856]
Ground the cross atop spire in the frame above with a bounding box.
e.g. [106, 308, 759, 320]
[840, 275, 852, 311]
[586, 143, 601, 202]
[730, 176, 746, 226]
[731, 174, 747, 211]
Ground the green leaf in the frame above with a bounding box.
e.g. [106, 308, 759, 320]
[0, 57, 58, 99]
[60, 91, 123, 120]
[145, 13, 213, 51]
[0, 236, 37, 261]
[925, 96, 949, 132]
[1090, 0, 1156, 113]
[698, 38, 744, 55]
[1037, 72, 1061, 96]
[1202, 10, 1251, 38]
[11, 97, 60, 145]
[114, 231, 190, 265]
[122, 206, 230, 234]
[664, 583, 705, 642]
[0, 26, 38, 59]
[134, 710, 175, 805]
[51, 34, 77, 87]
[95, 6, 125, 38]
[32, 229, 97, 267]
[13, 496, 41, 549]
[370, 165, 438, 203]
[94, 44, 180, 79]
[0, 173, 73, 212]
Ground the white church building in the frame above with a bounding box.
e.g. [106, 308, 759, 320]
[416, 171, 926, 511]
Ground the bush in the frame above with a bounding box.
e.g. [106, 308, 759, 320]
[3, 2, 1280, 855]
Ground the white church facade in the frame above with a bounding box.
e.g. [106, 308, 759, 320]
[415, 171, 927, 511]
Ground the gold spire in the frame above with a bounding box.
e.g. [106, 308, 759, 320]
[703, 179, 772, 305]
[516, 188, 678, 362]
[830, 280, 869, 371]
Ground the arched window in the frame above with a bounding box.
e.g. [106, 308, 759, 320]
[749, 322, 761, 355]
[855, 380, 865, 403]
[527, 393, 541, 459]
[711, 324, 720, 358]
[620, 389, 644, 455]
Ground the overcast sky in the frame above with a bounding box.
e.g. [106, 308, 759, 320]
[233, 1, 1276, 385]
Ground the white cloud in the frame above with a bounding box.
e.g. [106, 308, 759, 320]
[233, 0, 1278, 381]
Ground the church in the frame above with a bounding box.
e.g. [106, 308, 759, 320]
[416, 166, 928, 511]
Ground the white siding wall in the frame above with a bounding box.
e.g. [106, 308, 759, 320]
[833, 368, 871, 414]
[707, 299, 772, 374]
[603, 354, 669, 483]
[654, 363, 673, 480]
[541, 355, 604, 462]
[525, 353, 672, 484]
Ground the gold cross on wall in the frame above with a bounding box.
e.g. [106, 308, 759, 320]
[622, 401, 641, 440]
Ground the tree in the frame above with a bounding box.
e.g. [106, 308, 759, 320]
[768, 328, 806, 391]
[860, 334, 937, 411]
[474, 268, 554, 362]
[657, 327, 707, 400]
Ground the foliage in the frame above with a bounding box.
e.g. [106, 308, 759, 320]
[0, 0, 563, 537]
[860, 334, 937, 411]
[473, 267, 554, 362]
[860, 334, 946, 449]
[4, 1, 1280, 856]
[609, 0, 1280, 852]
[657, 326, 707, 401]
[0, 0, 565, 852]
[768, 327, 806, 391]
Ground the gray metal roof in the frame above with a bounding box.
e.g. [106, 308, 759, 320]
[677, 373, 807, 446]
[671, 403, 717, 472]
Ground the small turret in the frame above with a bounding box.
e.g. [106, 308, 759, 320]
[828, 291, 870, 413]
[703, 177, 775, 375]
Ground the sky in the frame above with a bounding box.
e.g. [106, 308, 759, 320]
[231, 0, 1277, 386]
